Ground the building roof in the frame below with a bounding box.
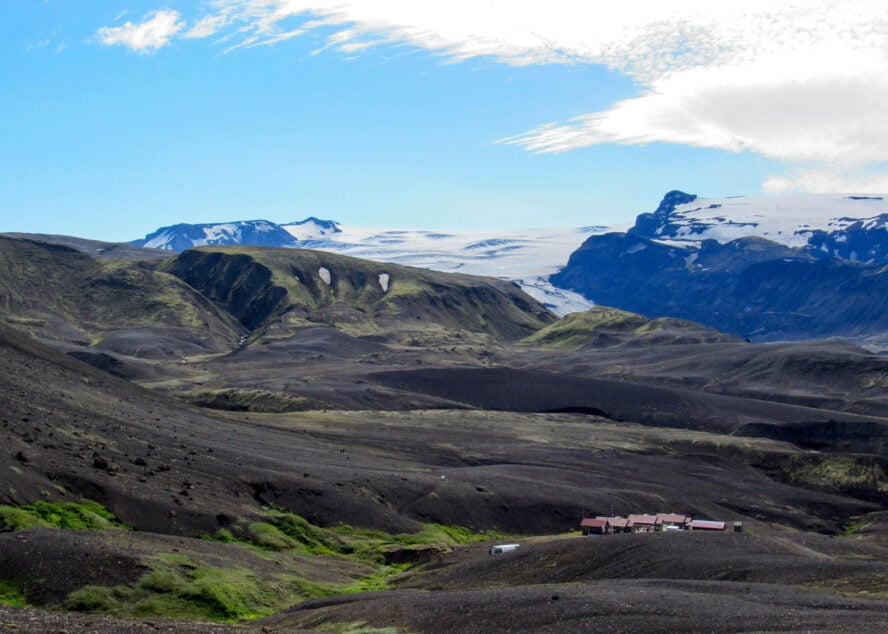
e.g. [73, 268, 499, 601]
[581, 518, 610, 529]
[657, 513, 691, 525]
[596, 516, 630, 528]
[690, 520, 726, 530]
[627, 514, 660, 526]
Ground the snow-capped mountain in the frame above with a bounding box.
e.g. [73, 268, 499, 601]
[132, 220, 298, 251]
[132, 219, 612, 315]
[632, 191, 888, 263]
[554, 190, 888, 348]
[283, 217, 342, 241]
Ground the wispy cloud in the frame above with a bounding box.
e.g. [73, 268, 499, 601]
[96, 9, 185, 53]
[95, 1, 888, 192]
[763, 166, 888, 195]
[184, 15, 229, 39]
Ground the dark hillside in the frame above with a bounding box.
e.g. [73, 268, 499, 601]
[551, 231, 888, 344]
[161, 247, 555, 341]
[515, 307, 888, 417]
[1, 236, 887, 631]
[1, 232, 170, 260]
[0, 236, 244, 357]
[370, 365, 888, 440]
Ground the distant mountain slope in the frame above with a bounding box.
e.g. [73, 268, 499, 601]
[0, 236, 244, 357]
[552, 192, 888, 348]
[132, 219, 608, 315]
[283, 216, 342, 239]
[631, 190, 888, 262]
[522, 305, 741, 350]
[160, 246, 557, 342]
[1, 232, 170, 260]
[132, 220, 299, 251]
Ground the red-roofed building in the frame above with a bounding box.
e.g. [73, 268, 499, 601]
[581, 518, 611, 535]
[627, 514, 661, 532]
[598, 516, 631, 533]
[689, 520, 726, 531]
[656, 513, 692, 529]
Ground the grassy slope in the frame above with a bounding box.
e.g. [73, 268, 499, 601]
[0, 236, 244, 353]
[160, 246, 555, 342]
[523, 305, 737, 349]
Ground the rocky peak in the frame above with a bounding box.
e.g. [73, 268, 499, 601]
[630, 190, 697, 238]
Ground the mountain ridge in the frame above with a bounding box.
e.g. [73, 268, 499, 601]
[553, 191, 888, 349]
[129, 219, 606, 315]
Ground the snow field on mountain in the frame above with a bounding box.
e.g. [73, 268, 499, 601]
[663, 194, 888, 247]
[281, 223, 624, 315]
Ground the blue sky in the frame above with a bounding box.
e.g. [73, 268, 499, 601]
[2, 1, 885, 243]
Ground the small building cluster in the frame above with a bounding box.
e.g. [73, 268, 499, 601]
[581, 513, 735, 535]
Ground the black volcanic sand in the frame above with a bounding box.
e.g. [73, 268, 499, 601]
[402, 531, 888, 590]
[518, 338, 888, 417]
[266, 582, 888, 633]
[2, 298, 888, 630]
[0, 319, 882, 537]
[368, 365, 888, 435]
[264, 532, 888, 632]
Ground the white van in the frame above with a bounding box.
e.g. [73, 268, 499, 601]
[489, 543, 520, 554]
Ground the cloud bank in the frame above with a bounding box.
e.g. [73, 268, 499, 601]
[97, 10, 185, 53]
[96, 1, 888, 192]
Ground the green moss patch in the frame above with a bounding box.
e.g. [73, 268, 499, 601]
[214, 509, 508, 564]
[0, 499, 123, 531]
[63, 512, 507, 623]
[0, 578, 28, 607]
[66, 554, 325, 621]
[782, 455, 887, 495]
[184, 388, 319, 413]
[808, 575, 888, 599]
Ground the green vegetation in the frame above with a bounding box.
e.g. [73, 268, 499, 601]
[66, 553, 321, 621]
[64, 548, 402, 621]
[0, 499, 123, 531]
[184, 387, 318, 413]
[332, 522, 507, 563]
[62, 511, 503, 623]
[207, 509, 506, 564]
[782, 455, 887, 494]
[0, 579, 28, 607]
[809, 575, 888, 599]
[522, 306, 647, 349]
[160, 246, 550, 340]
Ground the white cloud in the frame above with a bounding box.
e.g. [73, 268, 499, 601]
[763, 167, 888, 195]
[184, 15, 229, 39]
[98, 1, 888, 192]
[500, 66, 888, 164]
[97, 9, 185, 53]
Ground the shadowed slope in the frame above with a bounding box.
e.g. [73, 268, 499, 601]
[0, 236, 244, 357]
[160, 247, 556, 342]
